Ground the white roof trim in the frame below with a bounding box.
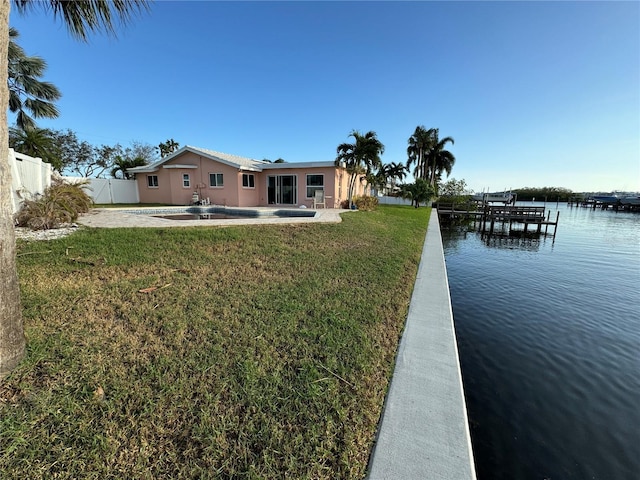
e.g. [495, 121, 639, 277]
[127, 167, 159, 173]
[162, 164, 198, 169]
[260, 161, 337, 169]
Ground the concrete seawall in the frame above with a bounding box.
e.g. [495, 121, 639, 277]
[367, 212, 477, 479]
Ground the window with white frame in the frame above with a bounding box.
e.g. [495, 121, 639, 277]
[147, 175, 159, 188]
[242, 173, 255, 188]
[209, 173, 224, 187]
[306, 174, 324, 198]
[182, 173, 190, 188]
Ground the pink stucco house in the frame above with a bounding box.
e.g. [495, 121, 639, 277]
[127, 146, 368, 208]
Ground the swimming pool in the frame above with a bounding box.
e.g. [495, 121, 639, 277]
[124, 206, 317, 220]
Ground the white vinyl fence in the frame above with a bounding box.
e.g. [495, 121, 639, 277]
[62, 177, 139, 204]
[8, 149, 140, 213]
[378, 195, 412, 206]
[9, 149, 52, 214]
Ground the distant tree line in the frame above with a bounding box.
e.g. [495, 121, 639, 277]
[9, 127, 164, 178]
[513, 187, 579, 201]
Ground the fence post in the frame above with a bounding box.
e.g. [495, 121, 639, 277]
[9, 148, 20, 213]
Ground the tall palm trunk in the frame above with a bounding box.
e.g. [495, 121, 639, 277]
[430, 154, 437, 187]
[349, 174, 357, 208]
[0, 0, 25, 378]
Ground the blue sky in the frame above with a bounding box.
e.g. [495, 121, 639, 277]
[9, 1, 640, 193]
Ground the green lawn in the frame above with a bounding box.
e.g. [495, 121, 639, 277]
[2, 205, 430, 479]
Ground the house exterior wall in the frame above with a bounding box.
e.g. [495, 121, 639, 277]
[137, 167, 173, 204]
[334, 169, 370, 206]
[257, 166, 340, 208]
[201, 161, 241, 207]
[134, 151, 361, 208]
[167, 169, 195, 205]
[136, 152, 242, 206]
[234, 171, 257, 207]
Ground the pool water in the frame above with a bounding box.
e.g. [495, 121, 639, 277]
[153, 213, 247, 220]
[127, 206, 316, 220]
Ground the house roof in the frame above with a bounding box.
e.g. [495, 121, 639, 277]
[126, 145, 267, 173]
[187, 146, 269, 171]
[126, 145, 339, 173]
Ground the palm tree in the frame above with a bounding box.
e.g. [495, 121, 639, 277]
[407, 126, 435, 180]
[8, 27, 61, 131]
[9, 127, 63, 172]
[426, 129, 455, 189]
[158, 138, 180, 158]
[364, 165, 387, 196]
[369, 161, 407, 195]
[407, 126, 456, 188]
[387, 161, 407, 192]
[12, 1, 149, 39]
[110, 155, 147, 179]
[335, 130, 385, 208]
[9, 126, 63, 170]
[1, 0, 150, 378]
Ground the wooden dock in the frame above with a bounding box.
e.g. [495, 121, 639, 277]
[437, 203, 560, 236]
[569, 199, 640, 212]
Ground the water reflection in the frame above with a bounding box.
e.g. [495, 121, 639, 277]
[440, 217, 556, 252]
[479, 232, 545, 251]
[441, 203, 640, 480]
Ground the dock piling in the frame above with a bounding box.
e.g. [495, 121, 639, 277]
[437, 203, 560, 239]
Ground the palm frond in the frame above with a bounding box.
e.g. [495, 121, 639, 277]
[13, 0, 151, 41]
[23, 98, 60, 119]
[15, 110, 37, 131]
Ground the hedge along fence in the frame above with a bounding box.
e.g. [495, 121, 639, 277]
[14, 179, 93, 230]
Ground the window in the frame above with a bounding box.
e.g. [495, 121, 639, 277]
[242, 173, 255, 188]
[147, 175, 159, 188]
[209, 173, 224, 187]
[182, 174, 190, 188]
[306, 174, 324, 198]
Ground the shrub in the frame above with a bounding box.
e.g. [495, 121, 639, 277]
[354, 195, 379, 211]
[15, 179, 92, 230]
[399, 179, 435, 208]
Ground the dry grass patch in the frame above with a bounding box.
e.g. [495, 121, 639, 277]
[2, 206, 430, 479]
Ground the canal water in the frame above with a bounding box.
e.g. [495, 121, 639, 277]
[440, 203, 640, 480]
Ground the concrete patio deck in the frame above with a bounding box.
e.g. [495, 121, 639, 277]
[77, 206, 348, 228]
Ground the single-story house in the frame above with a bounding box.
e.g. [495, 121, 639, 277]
[127, 146, 369, 208]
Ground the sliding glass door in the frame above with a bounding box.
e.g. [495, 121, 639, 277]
[267, 175, 297, 205]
